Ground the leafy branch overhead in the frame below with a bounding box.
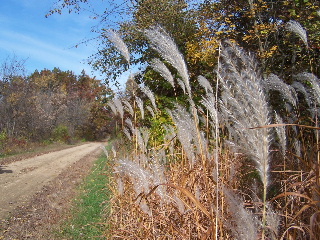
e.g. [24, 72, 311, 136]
[49, 0, 319, 91]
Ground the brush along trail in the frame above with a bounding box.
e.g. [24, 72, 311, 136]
[0, 142, 103, 219]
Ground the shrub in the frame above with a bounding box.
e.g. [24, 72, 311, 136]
[52, 125, 71, 143]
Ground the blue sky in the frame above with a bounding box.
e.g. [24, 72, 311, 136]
[0, 0, 103, 78]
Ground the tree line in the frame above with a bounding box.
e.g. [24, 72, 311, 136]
[0, 56, 114, 155]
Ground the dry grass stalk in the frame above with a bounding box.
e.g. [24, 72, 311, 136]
[103, 27, 320, 240]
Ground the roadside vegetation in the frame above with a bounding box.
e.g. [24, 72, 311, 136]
[57, 153, 110, 239]
[57, 0, 318, 239]
[2, 0, 319, 239]
[103, 29, 320, 239]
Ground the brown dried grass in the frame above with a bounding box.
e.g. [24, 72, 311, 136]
[103, 125, 320, 240]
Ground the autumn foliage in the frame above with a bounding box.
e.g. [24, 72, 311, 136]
[0, 62, 111, 155]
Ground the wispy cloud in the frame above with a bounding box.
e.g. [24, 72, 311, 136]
[0, 0, 99, 76]
[0, 28, 95, 75]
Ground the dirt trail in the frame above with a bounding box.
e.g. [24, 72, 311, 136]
[0, 142, 103, 219]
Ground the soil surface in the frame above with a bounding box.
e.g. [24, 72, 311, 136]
[0, 142, 104, 239]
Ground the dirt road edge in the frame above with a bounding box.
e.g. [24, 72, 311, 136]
[0, 146, 103, 239]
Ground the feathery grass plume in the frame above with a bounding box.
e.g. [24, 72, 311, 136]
[177, 78, 186, 94]
[294, 73, 320, 119]
[145, 26, 191, 97]
[141, 85, 157, 111]
[105, 29, 130, 64]
[219, 41, 272, 235]
[146, 105, 155, 118]
[264, 74, 297, 108]
[126, 74, 139, 95]
[274, 112, 287, 156]
[113, 98, 124, 119]
[223, 188, 259, 240]
[136, 153, 149, 167]
[136, 128, 151, 154]
[139, 127, 150, 152]
[293, 139, 302, 158]
[150, 58, 175, 88]
[101, 145, 109, 159]
[222, 39, 255, 73]
[266, 204, 280, 240]
[135, 96, 144, 119]
[123, 99, 134, 117]
[201, 93, 219, 130]
[170, 104, 201, 165]
[107, 100, 117, 116]
[136, 128, 145, 153]
[166, 108, 174, 121]
[294, 72, 320, 106]
[150, 156, 168, 202]
[111, 145, 117, 158]
[114, 159, 152, 196]
[125, 118, 134, 132]
[291, 81, 312, 108]
[163, 125, 176, 156]
[285, 20, 308, 47]
[166, 104, 197, 161]
[219, 41, 272, 187]
[123, 127, 132, 141]
[198, 75, 213, 94]
[114, 158, 167, 200]
[201, 128, 210, 153]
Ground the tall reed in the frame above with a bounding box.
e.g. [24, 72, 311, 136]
[104, 25, 320, 240]
[218, 41, 272, 238]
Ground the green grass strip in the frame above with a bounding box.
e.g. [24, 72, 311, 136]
[58, 154, 110, 239]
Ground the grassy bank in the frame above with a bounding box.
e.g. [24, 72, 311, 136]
[57, 153, 110, 239]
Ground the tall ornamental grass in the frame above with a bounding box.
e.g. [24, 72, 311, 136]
[103, 27, 320, 239]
